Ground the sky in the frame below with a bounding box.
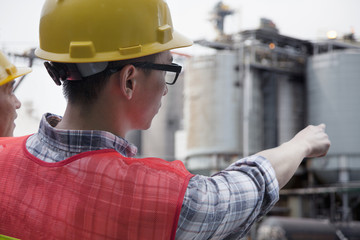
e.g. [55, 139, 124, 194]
[1, 0, 360, 135]
[1, 0, 360, 47]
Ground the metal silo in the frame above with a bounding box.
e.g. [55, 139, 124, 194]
[307, 49, 360, 184]
[184, 51, 242, 174]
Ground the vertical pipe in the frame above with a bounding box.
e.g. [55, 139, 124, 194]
[243, 34, 254, 157]
[243, 49, 250, 157]
[339, 155, 350, 221]
[236, 41, 245, 158]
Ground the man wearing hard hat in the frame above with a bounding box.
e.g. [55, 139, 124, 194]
[0, 51, 31, 137]
[0, 0, 330, 239]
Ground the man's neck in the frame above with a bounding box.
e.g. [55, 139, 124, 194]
[56, 103, 129, 138]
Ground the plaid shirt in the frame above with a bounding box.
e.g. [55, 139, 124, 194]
[26, 113, 279, 239]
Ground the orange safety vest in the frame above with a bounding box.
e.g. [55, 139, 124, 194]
[0, 136, 193, 240]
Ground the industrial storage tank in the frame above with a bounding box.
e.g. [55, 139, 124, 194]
[257, 217, 360, 240]
[277, 75, 305, 145]
[184, 51, 243, 173]
[306, 49, 360, 184]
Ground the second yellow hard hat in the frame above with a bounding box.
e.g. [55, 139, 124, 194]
[0, 51, 32, 86]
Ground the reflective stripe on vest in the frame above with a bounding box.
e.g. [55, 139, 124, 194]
[0, 136, 193, 240]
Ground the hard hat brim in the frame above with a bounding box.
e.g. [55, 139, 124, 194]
[0, 67, 32, 86]
[35, 31, 193, 63]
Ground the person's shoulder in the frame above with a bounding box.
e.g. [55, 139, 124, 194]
[123, 156, 192, 177]
[0, 135, 30, 144]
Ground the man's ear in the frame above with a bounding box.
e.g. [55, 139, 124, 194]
[118, 64, 137, 100]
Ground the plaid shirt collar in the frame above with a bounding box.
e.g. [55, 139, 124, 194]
[36, 113, 137, 158]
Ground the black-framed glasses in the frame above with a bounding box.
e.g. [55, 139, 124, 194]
[109, 62, 182, 85]
[132, 62, 182, 85]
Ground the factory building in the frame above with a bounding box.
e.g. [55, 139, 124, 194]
[184, 28, 312, 176]
[130, 16, 360, 238]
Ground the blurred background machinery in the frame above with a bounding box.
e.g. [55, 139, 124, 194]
[129, 3, 360, 238]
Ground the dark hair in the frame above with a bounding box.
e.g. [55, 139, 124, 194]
[62, 53, 161, 105]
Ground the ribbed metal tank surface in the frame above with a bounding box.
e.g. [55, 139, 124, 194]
[307, 50, 360, 184]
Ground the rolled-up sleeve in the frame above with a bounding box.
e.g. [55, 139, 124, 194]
[176, 155, 279, 240]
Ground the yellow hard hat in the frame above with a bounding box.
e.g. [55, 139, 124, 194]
[35, 0, 193, 63]
[0, 51, 32, 87]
